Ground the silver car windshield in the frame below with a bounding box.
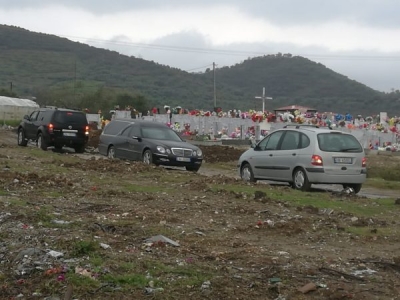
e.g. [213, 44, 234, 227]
[317, 133, 362, 153]
[141, 127, 183, 141]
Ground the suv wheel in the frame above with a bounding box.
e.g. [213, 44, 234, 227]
[37, 133, 47, 151]
[241, 163, 256, 182]
[74, 144, 85, 154]
[143, 150, 153, 164]
[17, 128, 28, 146]
[292, 168, 311, 191]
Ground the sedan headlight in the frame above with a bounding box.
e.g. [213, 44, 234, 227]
[197, 149, 203, 157]
[157, 146, 167, 153]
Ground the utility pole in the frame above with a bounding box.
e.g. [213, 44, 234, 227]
[74, 59, 77, 102]
[255, 87, 273, 112]
[213, 62, 217, 109]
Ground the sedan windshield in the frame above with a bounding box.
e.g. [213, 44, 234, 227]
[141, 127, 183, 142]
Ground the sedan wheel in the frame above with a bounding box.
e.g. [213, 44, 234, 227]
[107, 146, 116, 159]
[240, 163, 256, 182]
[143, 150, 153, 165]
[292, 168, 311, 191]
[186, 166, 200, 172]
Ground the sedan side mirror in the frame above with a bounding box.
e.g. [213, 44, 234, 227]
[132, 136, 142, 142]
[23, 115, 30, 120]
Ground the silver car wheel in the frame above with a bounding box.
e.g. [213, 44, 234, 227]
[240, 163, 256, 182]
[107, 147, 115, 159]
[241, 166, 252, 181]
[294, 170, 305, 188]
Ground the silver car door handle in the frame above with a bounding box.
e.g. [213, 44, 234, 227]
[292, 153, 296, 156]
[269, 154, 273, 156]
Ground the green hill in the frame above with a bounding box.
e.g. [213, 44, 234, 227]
[0, 24, 396, 116]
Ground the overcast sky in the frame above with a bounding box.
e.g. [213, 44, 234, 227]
[1, 0, 400, 92]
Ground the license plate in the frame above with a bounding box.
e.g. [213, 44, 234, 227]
[63, 133, 76, 137]
[177, 157, 190, 162]
[334, 157, 352, 164]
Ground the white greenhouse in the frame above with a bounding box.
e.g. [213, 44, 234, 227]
[0, 96, 39, 122]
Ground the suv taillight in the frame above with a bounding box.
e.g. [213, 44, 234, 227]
[48, 123, 54, 133]
[85, 126, 89, 135]
[362, 157, 366, 167]
[311, 154, 323, 166]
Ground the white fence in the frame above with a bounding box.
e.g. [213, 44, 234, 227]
[140, 114, 399, 147]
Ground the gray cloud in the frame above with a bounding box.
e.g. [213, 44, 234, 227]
[2, 0, 400, 27]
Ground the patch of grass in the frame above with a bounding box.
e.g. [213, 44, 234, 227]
[122, 183, 175, 193]
[67, 273, 100, 289]
[364, 178, 400, 190]
[204, 161, 237, 171]
[142, 261, 211, 287]
[102, 273, 148, 288]
[0, 189, 8, 196]
[3, 120, 20, 127]
[0, 197, 27, 206]
[41, 191, 65, 198]
[27, 148, 58, 159]
[346, 226, 397, 236]
[35, 207, 53, 223]
[72, 240, 99, 256]
[210, 183, 400, 217]
[88, 255, 105, 267]
[139, 224, 177, 238]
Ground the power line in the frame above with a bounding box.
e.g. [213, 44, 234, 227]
[58, 34, 400, 62]
[185, 64, 214, 72]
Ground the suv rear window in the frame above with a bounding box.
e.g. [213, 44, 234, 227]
[317, 133, 363, 153]
[53, 111, 87, 124]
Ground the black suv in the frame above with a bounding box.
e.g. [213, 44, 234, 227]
[17, 107, 89, 153]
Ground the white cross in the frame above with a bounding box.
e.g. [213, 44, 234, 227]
[255, 87, 273, 112]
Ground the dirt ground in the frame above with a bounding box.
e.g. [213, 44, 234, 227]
[1, 128, 400, 300]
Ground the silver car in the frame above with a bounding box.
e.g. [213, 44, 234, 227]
[237, 125, 367, 193]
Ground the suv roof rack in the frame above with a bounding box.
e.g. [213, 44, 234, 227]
[283, 124, 319, 129]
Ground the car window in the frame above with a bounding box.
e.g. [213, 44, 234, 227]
[141, 126, 182, 141]
[120, 126, 133, 137]
[265, 131, 284, 150]
[53, 111, 88, 124]
[30, 111, 39, 121]
[280, 131, 299, 150]
[318, 133, 362, 152]
[103, 121, 131, 135]
[256, 135, 269, 150]
[130, 125, 141, 137]
[299, 133, 310, 149]
[36, 111, 46, 121]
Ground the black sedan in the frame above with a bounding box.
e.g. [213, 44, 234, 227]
[98, 119, 203, 172]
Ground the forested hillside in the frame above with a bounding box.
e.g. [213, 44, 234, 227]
[0, 24, 398, 115]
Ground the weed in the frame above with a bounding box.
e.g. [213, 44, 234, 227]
[35, 207, 53, 223]
[102, 273, 148, 287]
[72, 241, 99, 256]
